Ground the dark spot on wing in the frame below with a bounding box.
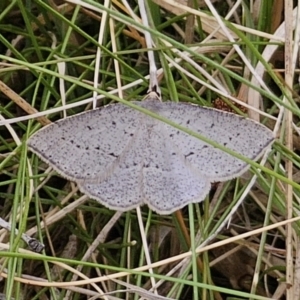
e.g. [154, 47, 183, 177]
[185, 152, 194, 158]
[124, 130, 134, 137]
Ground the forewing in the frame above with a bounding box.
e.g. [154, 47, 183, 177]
[27, 103, 141, 181]
[143, 100, 274, 182]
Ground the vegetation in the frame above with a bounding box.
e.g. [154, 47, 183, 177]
[0, 0, 298, 299]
